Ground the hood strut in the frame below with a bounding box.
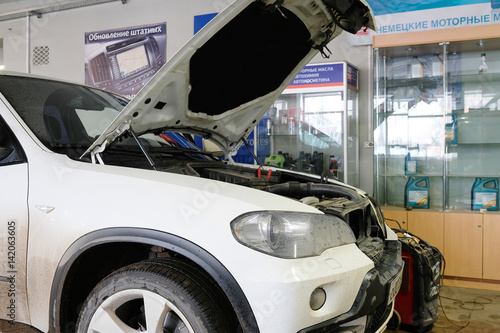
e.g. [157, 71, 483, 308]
[242, 137, 262, 167]
[130, 129, 157, 171]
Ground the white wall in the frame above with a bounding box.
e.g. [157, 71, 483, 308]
[0, 0, 375, 193]
[0, 0, 237, 81]
[0, 38, 3, 68]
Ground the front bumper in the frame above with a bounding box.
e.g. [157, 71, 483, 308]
[298, 240, 404, 333]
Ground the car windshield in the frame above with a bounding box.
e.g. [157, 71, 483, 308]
[0, 75, 127, 149]
[0, 75, 213, 167]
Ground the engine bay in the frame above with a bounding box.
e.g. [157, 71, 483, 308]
[183, 161, 388, 262]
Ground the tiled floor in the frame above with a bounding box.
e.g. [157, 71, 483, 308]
[1, 286, 499, 332]
[387, 286, 500, 333]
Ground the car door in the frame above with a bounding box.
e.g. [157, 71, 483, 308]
[0, 115, 30, 323]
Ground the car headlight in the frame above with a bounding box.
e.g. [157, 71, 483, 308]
[230, 211, 356, 259]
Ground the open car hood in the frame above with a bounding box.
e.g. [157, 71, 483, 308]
[84, 0, 375, 159]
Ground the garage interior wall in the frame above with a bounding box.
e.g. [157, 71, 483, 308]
[0, 39, 3, 69]
[0, 0, 375, 194]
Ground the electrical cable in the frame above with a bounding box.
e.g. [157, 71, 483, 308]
[385, 218, 402, 229]
[438, 294, 493, 333]
[388, 218, 493, 333]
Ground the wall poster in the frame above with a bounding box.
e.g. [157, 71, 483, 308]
[84, 23, 166, 99]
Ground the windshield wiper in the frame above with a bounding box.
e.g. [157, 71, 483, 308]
[97, 129, 217, 169]
[148, 146, 216, 158]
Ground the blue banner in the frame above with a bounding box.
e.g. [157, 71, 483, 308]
[347, 64, 358, 90]
[367, 0, 489, 15]
[367, 0, 500, 34]
[287, 63, 344, 89]
[194, 13, 218, 34]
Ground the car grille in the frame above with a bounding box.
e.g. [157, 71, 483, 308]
[366, 302, 393, 333]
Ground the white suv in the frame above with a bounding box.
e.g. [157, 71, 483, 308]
[0, 0, 403, 332]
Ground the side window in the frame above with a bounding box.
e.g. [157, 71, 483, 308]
[0, 116, 26, 166]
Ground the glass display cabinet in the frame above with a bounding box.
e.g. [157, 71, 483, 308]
[374, 39, 500, 211]
[254, 62, 360, 186]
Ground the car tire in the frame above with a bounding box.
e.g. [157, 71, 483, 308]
[76, 257, 237, 333]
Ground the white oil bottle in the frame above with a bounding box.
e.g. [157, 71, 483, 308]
[410, 56, 422, 78]
[431, 53, 443, 77]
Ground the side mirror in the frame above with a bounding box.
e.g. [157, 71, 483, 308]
[0, 146, 13, 160]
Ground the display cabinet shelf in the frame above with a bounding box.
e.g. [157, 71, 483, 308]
[254, 61, 360, 186]
[374, 34, 500, 211]
[376, 25, 500, 291]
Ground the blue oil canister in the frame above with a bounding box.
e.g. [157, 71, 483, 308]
[405, 177, 430, 209]
[405, 153, 417, 175]
[471, 178, 499, 211]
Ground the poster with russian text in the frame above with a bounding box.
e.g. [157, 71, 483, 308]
[84, 23, 166, 99]
[367, 0, 500, 34]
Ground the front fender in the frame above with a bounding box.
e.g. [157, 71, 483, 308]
[49, 227, 259, 333]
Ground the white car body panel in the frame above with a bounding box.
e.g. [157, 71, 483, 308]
[25, 149, 373, 331]
[0, 100, 33, 324]
[0, 163, 29, 323]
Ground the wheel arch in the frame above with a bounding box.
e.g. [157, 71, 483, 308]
[49, 227, 259, 333]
